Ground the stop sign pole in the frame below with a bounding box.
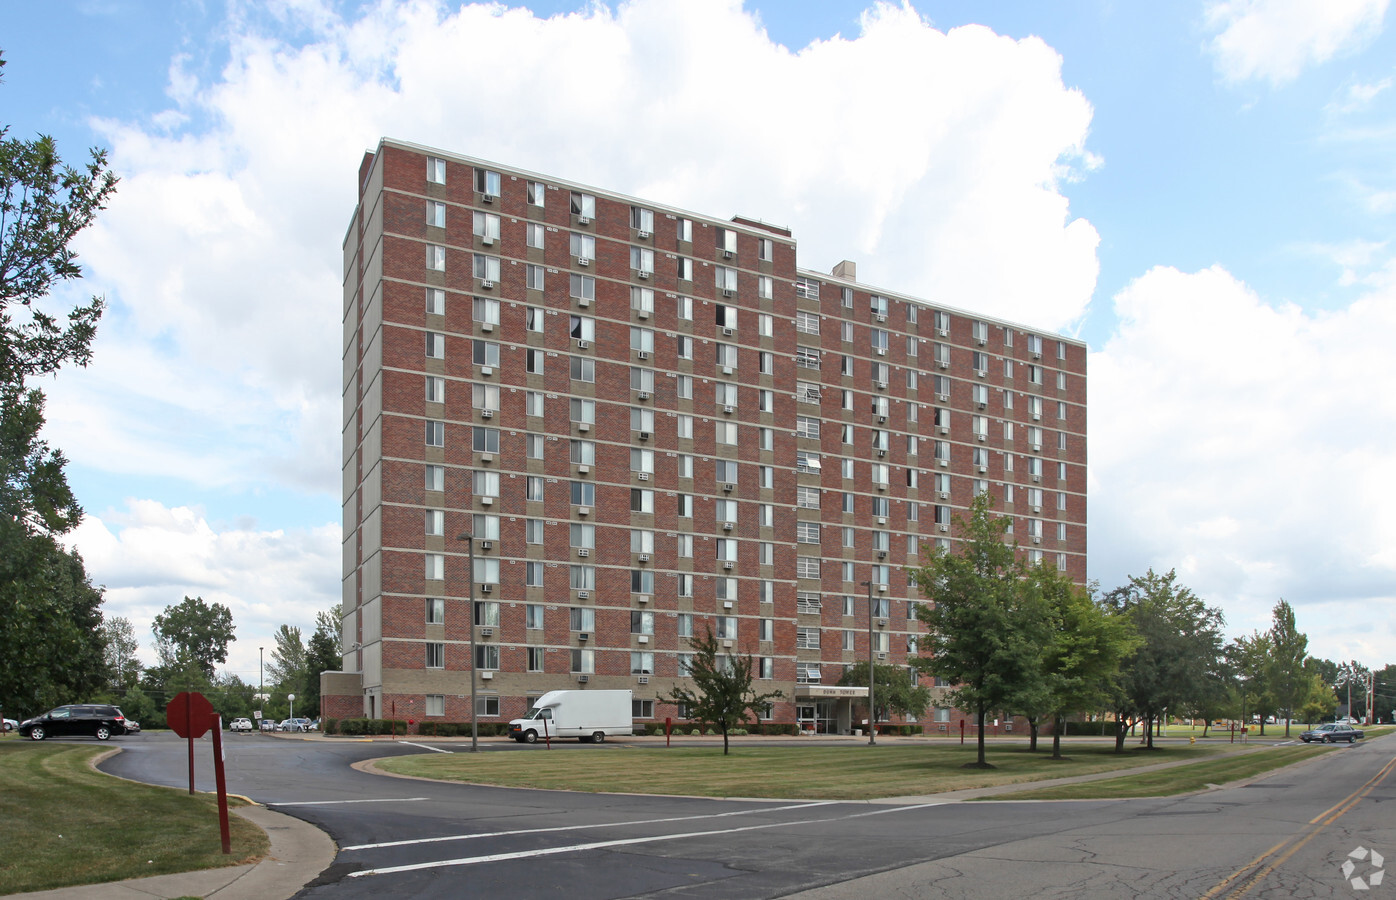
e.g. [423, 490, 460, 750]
[165, 691, 214, 794]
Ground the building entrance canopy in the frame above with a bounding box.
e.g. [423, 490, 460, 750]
[793, 685, 868, 700]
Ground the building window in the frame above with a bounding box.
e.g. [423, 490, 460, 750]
[527, 647, 545, 672]
[633, 699, 655, 719]
[527, 181, 545, 206]
[571, 649, 595, 673]
[425, 642, 445, 668]
[425, 332, 444, 359]
[425, 694, 445, 716]
[570, 192, 596, 219]
[427, 157, 446, 184]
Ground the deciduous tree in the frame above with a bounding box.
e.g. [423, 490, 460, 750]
[660, 626, 782, 755]
[837, 661, 931, 727]
[1265, 599, 1309, 736]
[152, 596, 236, 679]
[100, 615, 142, 693]
[909, 492, 1050, 768]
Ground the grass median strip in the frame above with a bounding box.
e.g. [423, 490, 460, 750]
[0, 743, 268, 895]
[377, 742, 1233, 800]
[987, 743, 1339, 800]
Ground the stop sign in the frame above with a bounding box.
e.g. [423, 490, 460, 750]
[166, 691, 214, 739]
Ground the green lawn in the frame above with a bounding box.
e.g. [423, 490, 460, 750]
[377, 742, 1233, 800]
[0, 743, 268, 895]
[996, 743, 1339, 800]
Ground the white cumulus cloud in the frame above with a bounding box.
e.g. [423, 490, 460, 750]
[1206, 0, 1390, 86]
[1089, 263, 1396, 662]
[65, 501, 342, 681]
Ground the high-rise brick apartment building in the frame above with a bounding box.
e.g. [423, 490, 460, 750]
[324, 138, 1087, 734]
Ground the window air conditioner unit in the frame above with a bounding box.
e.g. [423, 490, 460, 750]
[1033, 536, 1042, 544]
[481, 540, 493, 550]
[481, 670, 494, 680]
[577, 548, 589, 557]
[638, 309, 649, 320]
[1032, 414, 1041, 421]
[637, 676, 649, 684]
[723, 561, 734, 570]
[723, 405, 734, 414]
[577, 674, 589, 682]
[978, 465, 988, 473]
[480, 583, 493, 593]
[876, 314, 887, 323]
[481, 280, 494, 289]
[723, 483, 734, 492]
[938, 459, 948, 468]
[877, 619, 888, 627]
[877, 483, 887, 491]
[723, 640, 734, 648]
[976, 434, 985, 442]
[578, 298, 590, 307]
[481, 409, 494, 418]
[578, 464, 590, 475]
[722, 366, 733, 375]
[482, 236, 494, 246]
[977, 402, 987, 410]
[638, 230, 651, 239]
[638, 391, 650, 400]
[877, 516, 887, 525]
[578, 507, 590, 516]
[938, 329, 948, 337]
[938, 491, 949, 499]
[876, 449, 886, 457]
[637, 351, 650, 360]
[578, 632, 589, 641]
[878, 415, 887, 423]
[638, 472, 650, 481]
[578, 257, 590, 267]
[482, 194, 496, 204]
[937, 361, 948, 369]
[481, 627, 493, 636]
[577, 423, 590, 432]
[480, 496, 494, 506]
[976, 370, 986, 378]
[577, 340, 589, 349]
[638, 431, 650, 441]
[722, 522, 734, 531]
[480, 366, 493, 377]
[638, 635, 649, 644]
[1031, 444, 1041, 452]
[936, 393, 949, 402]
[876, 348, 887, 357]
[480, 322, 494, 332]
[578, 590, 590, 599]
[876, 381, 888, 390]
[1032, 505, 1041, 513]
[1033, 351, 1042, 360]
[939, 524, 948, 533]
[722, 327, 734, 336]
[878, 584, 888, 592]
[939, 426, 949, 435]
[877, 652, 887, 660]
[723, 289, 734, 298]
[1032, 475, 1042, 483]
[724, 250, 734, 259]
[637, 594, 650, 604]
[638, 554, 650, 563]
[976, 338, 986, 346]
[578, 216, 592, 225]
[877, 551, 887, 559]
[638, 271, 651, 279]
[723, 600, 733, 609]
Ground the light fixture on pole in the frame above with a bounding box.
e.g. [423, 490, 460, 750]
[288, 693, 296, 724]
[859, 580, 876, 746]
[457, 531, 479, 752]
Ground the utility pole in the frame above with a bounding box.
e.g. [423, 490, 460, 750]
[859, 580, 875, 746]
[457, 532, 479, 752]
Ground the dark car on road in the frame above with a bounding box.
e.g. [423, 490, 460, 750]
[19, 705, 130, 741]
[1300, 723, 1364, 743]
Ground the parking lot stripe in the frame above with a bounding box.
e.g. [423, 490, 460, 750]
[341, 800, 840, 851]
[273, 797, 431, 806]
[347, 802, 944, 877]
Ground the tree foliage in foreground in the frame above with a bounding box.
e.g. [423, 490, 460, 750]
[660, 626, 782, 755]
[909, 492, 1049, 768]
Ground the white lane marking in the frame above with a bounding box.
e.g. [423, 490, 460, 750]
[342, 800, 840, 851]
[348, 802, 944, 877]
[399, 741, 453, 754]
[273, 798, 431, 806]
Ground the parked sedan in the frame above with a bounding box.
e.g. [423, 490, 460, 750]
[19, 705, 130, 741]
[1300, 723, 1364, 743]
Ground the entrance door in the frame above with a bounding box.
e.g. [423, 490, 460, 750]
[796, 704, 817, 733]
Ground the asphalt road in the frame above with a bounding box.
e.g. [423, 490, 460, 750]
[96, 731, 1395, 899]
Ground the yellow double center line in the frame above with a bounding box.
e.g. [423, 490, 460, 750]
[1201, 754, 1396, 899]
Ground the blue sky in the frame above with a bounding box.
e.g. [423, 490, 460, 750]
[2, 0, 1393, 679]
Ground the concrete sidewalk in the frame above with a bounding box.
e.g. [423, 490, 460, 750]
[10, 804, 335, 900]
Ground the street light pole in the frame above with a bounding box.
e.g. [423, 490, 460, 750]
[258, 647, 264, 729]
[860, 580, 876, 746]
[457, 532, 479, 752]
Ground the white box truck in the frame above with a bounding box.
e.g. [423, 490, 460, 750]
[507, 690, 632, 743]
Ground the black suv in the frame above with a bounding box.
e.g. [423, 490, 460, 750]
[20, 705, 130, 741]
